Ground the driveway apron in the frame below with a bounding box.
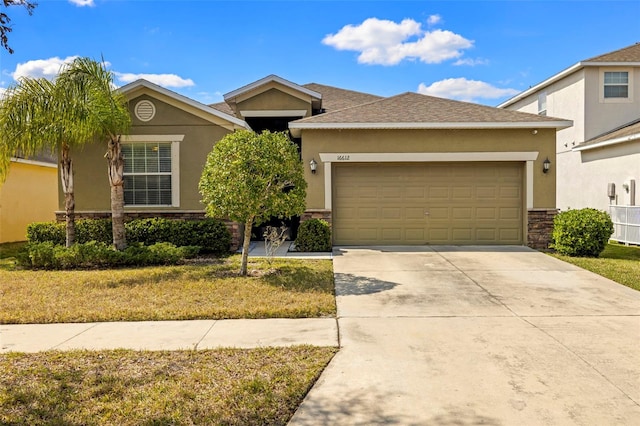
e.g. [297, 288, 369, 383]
[289, 246, 640, 425]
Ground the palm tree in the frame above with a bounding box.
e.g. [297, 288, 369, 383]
[57, 58, 131, 250]
[0, 57, 131, 249]
[0, 76, 94, 247]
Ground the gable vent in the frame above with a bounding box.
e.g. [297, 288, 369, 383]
[135, 100, 156, 122]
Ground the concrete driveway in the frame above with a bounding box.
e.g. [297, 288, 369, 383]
[289, 246, 640, 425]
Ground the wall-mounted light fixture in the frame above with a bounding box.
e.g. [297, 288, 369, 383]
[309, 158, 318, 174]
[543, 157, 551, 174]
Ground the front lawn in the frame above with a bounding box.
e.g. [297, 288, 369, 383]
[0, 255, 336, 324]
[0, 346, 336, 425]
[550, 242, 640, 291]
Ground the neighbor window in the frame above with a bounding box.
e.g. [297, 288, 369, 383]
[537, 92, 547, 115]
[123, 142, 173, 206]
[604, 71, 629, 98]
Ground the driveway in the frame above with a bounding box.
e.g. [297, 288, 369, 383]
[289, 246, 640, 425]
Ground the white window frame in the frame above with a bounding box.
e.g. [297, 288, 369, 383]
[600, 68, 633, 103]
[537, 92, 547, 116]
[120, 134, 183, 207]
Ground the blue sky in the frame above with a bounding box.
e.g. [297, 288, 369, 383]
[1, 0, 639, 106]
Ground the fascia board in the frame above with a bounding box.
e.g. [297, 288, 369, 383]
[223, 75, 322, 101]
[119, 79, 250, 130]
[497, 63, 584, 108]
[573, 133, 640, 151]
[10, 158, 57, 168]
[289, 121, 573, 130]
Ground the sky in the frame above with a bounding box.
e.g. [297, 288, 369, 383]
[1, 0, 639, 107]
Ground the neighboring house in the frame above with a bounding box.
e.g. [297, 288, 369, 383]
[0, 155, 58, 243]
[63, 75, 571, 249]
[499, 42, 640, 213]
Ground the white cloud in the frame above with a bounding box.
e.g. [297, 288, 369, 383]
[323, 17, 473, 65]
[453, 58, 489, 66]
[427, 14, 442, 26]
[69, 0, 95, 7]
[114, 72, 195, 88]
[12, 56, 78, 81]
[418, 78, 519, 102]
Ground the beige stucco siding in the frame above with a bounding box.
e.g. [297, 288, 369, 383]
[59, 95, 232, 211]
[584, 67, 640, 141]
[236, 88, 312, 117]
[301, 128, 556, 211]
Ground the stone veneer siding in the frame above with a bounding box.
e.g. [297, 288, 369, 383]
[527, 209, 558, 251]
[55, 211, 241, 251]
[301, 208, 557, 250]
[300, 209, 332, 225]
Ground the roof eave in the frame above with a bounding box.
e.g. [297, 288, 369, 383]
[223, 74, 322, 102]
[289, 121, 572, 130]
[498, 63, 584, 108]
[118, 79, 251, 131]
[573, 133, 640, 152]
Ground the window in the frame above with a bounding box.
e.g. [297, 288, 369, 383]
[537, 92, 547, 115]
[120, 134, 182, 207]
[604, 71, 629, 98]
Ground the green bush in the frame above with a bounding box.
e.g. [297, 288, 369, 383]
[17, 241, 200, 270]
[27, 218, 231, 254]
[551, 208, 614, 257]
[27, 222, 65, 246]
[295, 219, 332, 252]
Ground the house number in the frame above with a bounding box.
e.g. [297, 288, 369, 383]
[337, 155, 350, 160]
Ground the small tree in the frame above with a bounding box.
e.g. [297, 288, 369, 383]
[199, 130, 307, 275]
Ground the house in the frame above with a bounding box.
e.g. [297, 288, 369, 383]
[1, 155, 58, 243]
[60, 75, 571, 249]
[498, 42, 640, 213]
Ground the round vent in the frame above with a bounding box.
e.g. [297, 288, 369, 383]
[134, 100, 156, 122]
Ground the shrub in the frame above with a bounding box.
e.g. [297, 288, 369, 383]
[551, 208, 614, 257]
[16, 241, 199, 270]
[27, 218, 231, 254]
[27, 222, 65, 246]
[295, 219, 332, 252]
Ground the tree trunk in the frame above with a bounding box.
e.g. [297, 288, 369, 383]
[105, 135, 126, 250]
[60, 143, 75, 248]
[240, 218, 254, 276]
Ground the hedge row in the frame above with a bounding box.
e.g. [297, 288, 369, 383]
[17, 241, 199, 270]
[27, 218, 231, 254]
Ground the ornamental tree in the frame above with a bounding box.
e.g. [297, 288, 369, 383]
[199, 130, 307, 275]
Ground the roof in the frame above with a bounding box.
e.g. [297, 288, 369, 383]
[302, 83, 382, 112]
[223, 74, 322, 104]
[573, 118, 640, 151]
[211, 82, 382, 119]
[289, 92, 572, 135]
[584, 42, 640, 63]
[499, 42, 640, 108]
[119, 79, 250, 131]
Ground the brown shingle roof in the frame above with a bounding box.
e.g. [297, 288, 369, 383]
[302, 83, 382, 112]
[584, 42, 640, 63]
[292, 92, 570, 126]
[210, 101, 236, 117]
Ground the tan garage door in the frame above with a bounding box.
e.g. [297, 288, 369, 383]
[333, 162, 523, 245]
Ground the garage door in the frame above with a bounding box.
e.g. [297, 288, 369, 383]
[333, 162, 523, 245]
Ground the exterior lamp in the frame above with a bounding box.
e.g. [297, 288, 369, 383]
[309, 158, 318, 174]
[543, 157, 551, 174]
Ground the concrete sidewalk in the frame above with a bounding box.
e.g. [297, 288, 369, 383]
[1, 318, 339, 353]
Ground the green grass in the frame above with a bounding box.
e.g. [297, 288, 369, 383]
[0, 346, 337, 426]
[0, 254, 336, 324]
[550, 242, 640, 291]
